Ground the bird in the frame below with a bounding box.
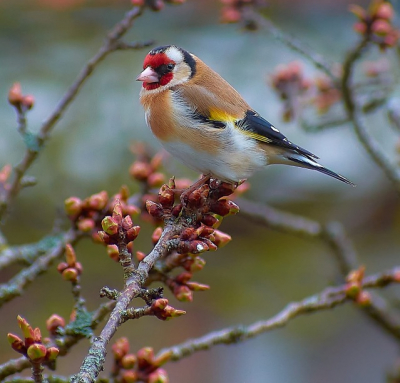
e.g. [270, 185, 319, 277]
[137, 45, 354, 187]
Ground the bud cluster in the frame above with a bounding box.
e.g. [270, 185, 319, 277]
[345, 266, 372, 307]
[351, 1, 399, 50]
[166, 271, 211, 302]
[313, 75, 342, 114]
[112, 337, 171, 383]
[7, 316, 59, 364]
[97, 200, 141, 261]
[220, 0, 265, 26]
[64, 186, 139, 240]
[57, 244, 82, 283]
[131, 0, 185, 12]
[270, 61, 312, 121]
[8, 82, 35, 111]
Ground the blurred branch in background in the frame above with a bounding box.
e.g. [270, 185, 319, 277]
[0, 5, 152, 221]
[1, 0, 400, 382]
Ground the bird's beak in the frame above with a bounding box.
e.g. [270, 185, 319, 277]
[136, 67, 159, 83]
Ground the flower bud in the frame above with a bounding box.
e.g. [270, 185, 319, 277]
[152, 227, 163, 244]
[171, 204, 183, 217]
[112, 337, 129, 360]
[122, 215, 133, 230]
[8, 82, 23, 106]
[152, 298, 169, 311]
[121, 353, 137, 369]
[345, 282, 360, 298]
[356, 290, 372, 307]
[17, 315, 34, 340]
[221, 5, 241, 23]
[7, 333, 25, 353]
[189, 240, 209, 254]
[121, 370, 138, 383]
[88, 191, 108, 210]
[64, 197, 82, 216]
[27, 343, 47, 361]
[146, 201, 164, 219]
[101, 216, 119, 235]
[148, 368, 169, 383]
[22, 95, 35, 110]
[213, 230, 232, 248]
[65, 244, 77, 267]
[136, 251, 146, 261]
[174, 285, 193, 302]
[46, 346, 59, 361]
[186, 281, 210, 291]
[77, 218, 95, 233]
[97, 231, 111, 244]
[375, 2, 393, 20]
[353, 22, 367, 34]
[127, 226, 141, 241]
[62, 268, 79, 282]
[46, 314, 65, 334]
[372, 19, 391, 36]
[148, 172, 166, 187]
[137, 347, 155, 369]
[158, 185, 175, 209]
[201, 214, 220, 228]
[107, 245, 120, 262]
[130, 161, 152, 181]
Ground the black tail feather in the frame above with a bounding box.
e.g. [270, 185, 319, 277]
[288, 157, 355, 186]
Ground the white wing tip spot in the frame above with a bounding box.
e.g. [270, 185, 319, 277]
[270, 125, 280, 132]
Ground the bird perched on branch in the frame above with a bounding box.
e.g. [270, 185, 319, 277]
[137, 45, 354, 186]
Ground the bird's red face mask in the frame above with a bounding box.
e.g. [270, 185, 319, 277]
[137, 53, 175, 90]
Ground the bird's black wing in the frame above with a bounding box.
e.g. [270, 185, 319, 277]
[236, 110, 319, 159]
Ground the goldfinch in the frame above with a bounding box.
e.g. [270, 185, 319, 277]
[137, 45, 354, 186]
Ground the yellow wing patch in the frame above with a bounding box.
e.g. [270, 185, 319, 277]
[234, 125, 273, 143]
[209, 108, 237, 123]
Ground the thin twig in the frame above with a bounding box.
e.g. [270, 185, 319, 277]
[157, 268, 400, 362]
[0, 230, 79, 307]
[341, 37, 400, 192]
[0, 6, 146, 220]
[71, 223, 181, 383]
[247, 11, 338, 83]
[237, 198, 400, 340]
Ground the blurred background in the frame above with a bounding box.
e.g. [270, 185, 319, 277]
[1, 0, 400, 382]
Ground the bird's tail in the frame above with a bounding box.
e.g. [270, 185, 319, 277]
[286, 154, 355, 186]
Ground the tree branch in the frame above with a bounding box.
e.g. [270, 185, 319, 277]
[71, 223, 182, 383]
[0, 230, 79, 307]
[0, 6, 147, 220]
[158, 268, 400, 362]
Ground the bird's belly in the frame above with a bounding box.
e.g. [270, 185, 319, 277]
[162, 140, 266, 182]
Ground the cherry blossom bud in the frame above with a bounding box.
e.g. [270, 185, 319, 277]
[46, 314, 65, 334]
[148, 368, 169, 383]
[375, 2, 394, 20]
[137, 347, 155, 369]
[152, 227, 163, 244]
[121, 370, 138, 383]
[121, 353, 137, 369]
[8, 82, 23, 106]
[22, 95, 35, 109]
[101, 216, 119, 235]
[77, 218, 95, 232]
[27, 343, 47, 361]
[130, 161, 152, 181]
[107, 245, 120, 262]
[64, 197, 82, 216]
[112, 337, 129, 360]
[46, 347, 59, 361]
[148, 172, 166, 187]
[146, 201, 164, 219]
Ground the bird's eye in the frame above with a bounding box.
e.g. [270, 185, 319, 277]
[167, 63, 175, 71]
